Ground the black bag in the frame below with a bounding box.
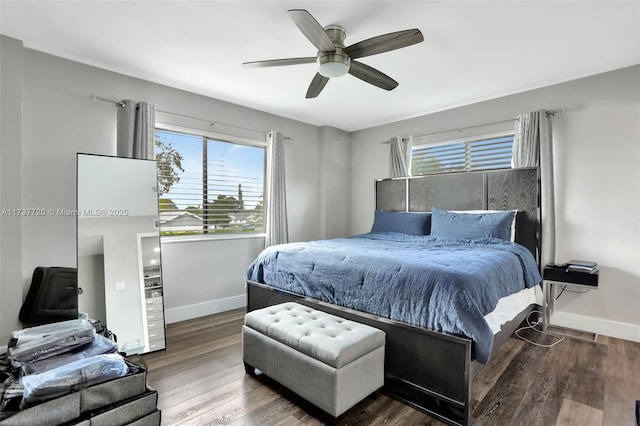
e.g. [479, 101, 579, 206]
[18, 267, 78, 326]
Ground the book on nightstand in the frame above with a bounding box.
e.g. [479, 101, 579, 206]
[566, 260, 599, 274]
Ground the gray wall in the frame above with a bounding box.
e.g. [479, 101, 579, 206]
[319, 126, 351, 239]
[0, 37, 24, 342]
[0, 35, 348, 343]
[77, 253, 106, 325]
[350, 65, 640, 342]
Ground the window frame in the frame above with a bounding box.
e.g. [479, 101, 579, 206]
[410, 129, 515, 176]
[155, 122, 267, 242]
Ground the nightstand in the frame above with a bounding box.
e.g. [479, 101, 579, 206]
[542, 263, 599, 343]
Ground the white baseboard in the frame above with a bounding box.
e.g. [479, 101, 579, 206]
[551, 311, 640, 343]
[164, 294, 246, 324]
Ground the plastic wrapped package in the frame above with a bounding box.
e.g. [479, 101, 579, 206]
[20, 354, 128, 408]
[0, 353, 20, 417]
[0, 375, 23, 418]
[8, 320, 96, 368]
[21, 334, 118, 376]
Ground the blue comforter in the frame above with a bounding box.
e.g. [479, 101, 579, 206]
[247, 232, 541, 363]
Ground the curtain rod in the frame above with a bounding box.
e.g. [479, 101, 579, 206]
[90, 94, 292, 140]
[91, 95, 126, 108]
[381, 108, 566, 144]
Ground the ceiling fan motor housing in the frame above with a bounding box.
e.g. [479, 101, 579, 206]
[324, 25, 346, 47]
[318, 25, 350, 77]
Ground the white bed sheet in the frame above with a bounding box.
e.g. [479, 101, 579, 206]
[485, 285, 542, 334]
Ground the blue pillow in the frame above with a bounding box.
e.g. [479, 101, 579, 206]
[370, 210, 431, 235]
[430, 208, 515, 241]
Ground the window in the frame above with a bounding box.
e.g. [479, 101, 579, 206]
[411, 133, 514, 176]
[155, 127, 265, 237]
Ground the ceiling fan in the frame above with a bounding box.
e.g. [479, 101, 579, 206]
[243, 9, 424, 98]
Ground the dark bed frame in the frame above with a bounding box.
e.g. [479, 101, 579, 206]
[246, 167, 541, 426]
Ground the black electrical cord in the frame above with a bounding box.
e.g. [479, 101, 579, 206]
[555, 285, 591, 300]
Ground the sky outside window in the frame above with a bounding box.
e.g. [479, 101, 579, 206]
[156, 129, 264, 211]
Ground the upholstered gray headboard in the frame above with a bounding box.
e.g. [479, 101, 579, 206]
[375, 167, 540, 263]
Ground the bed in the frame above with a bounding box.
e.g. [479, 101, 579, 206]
[246, 167, 541, 425]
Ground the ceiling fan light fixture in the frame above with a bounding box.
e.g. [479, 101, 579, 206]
[317, 52, 350, 78]
[319, 61, 349, 78]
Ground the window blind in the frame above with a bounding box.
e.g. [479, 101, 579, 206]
[411, 134, 514, 176]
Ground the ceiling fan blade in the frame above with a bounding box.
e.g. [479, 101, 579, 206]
[306, 73, 329, 98]
[348, 61, 398, 91]
[243, 57, 317, 68]
[344, 29, 424, 59]
[288, 9, 335, 52]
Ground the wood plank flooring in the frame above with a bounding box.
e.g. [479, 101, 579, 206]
[142, 309, 640, 425]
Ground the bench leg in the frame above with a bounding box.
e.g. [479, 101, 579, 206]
[370, 388, 382, 400]
[244, 362, 257, 376]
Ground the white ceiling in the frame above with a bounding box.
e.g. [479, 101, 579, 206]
[1, 1, 639, 132]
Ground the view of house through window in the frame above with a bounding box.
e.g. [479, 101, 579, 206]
[155, 128, 265, 236]
[411, 133, 514, 176]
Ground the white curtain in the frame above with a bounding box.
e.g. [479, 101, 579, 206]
[512, 111, 555, 267]
[389, 135, 413, 178]
[512, 112, 540, 167]
[265, 130, 289, 247]
[117, 99, 156, 159]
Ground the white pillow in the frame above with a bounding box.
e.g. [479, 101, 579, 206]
[450, 210, 518, 242]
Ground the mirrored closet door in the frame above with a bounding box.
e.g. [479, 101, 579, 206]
[77, 153, 166, 355]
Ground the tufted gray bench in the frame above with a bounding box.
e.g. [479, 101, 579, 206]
[242, 302, 385, 417]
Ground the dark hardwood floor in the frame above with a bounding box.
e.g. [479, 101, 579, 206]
[142, 308, 640, 426]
